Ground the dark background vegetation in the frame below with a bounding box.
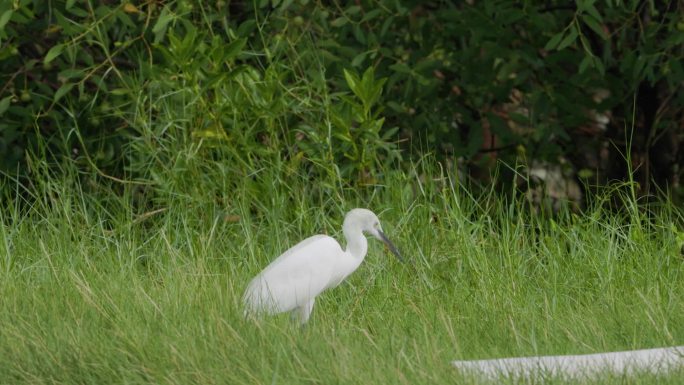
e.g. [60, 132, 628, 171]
[1, 0, 683, 207]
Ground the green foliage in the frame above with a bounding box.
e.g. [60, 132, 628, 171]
[0, 0, 151, 175]
[269, 0, 683, 191]
[2, 3, 684, 383]
[0, 0, 684, 384]
[1, 0, 406, 203]
[1, 0, 683, 200]
[331, 67, 397, 184]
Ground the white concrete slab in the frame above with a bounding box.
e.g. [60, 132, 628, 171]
[452, 346, 684, 380]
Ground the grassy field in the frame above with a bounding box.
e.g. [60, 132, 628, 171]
[1, 163, 683, 384]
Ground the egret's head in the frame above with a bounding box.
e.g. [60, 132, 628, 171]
[345, 208, 403, 262]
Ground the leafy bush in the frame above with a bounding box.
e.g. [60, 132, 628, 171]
[1, 0, 683, 202]
[271, 0, 683, 194]
[1, 1, 398, 206]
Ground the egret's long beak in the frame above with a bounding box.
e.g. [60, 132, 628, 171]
[377, 230, 404, 263]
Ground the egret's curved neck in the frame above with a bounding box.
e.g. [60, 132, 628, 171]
[343, 220, 367, 260]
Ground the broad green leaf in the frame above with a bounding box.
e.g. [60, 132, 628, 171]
[578, 55, 592, 74]
[343, 69, 360, 96]
[584, 3, 603, 23]
[362, 9, 382, 23]
[45, 44, 64, 64]
[380, 17, 393, 37]
[386, 101, 403, 113]
[278, 0, 294, 11]
[167, 33, 182, 55]
[360, 67, 375, 89]
[593, 56, 605, 75]
[152, 7, 174, 43]
[54, 83, 74, 102]
[0, 95, 11, 116]
[346, 5, 361, 15]
[116, 10, 136, 29]
[65, 5, 88, 17]
[544, 31, 564, 51]
[224, 38, 247, 60]
[181, 25, 198, 54]
[210, 37, 225, 62]
[581, 14, 607, 40]
[199, 74, 225, 95]
[330, 17, 348, 27]
[352, 24, 366, 44]
[368, 82, 385, 108]
[0, 10, 13, 32]
[58, 68, 85, 80]
[237, 19, 257, 36]
[388, 62, 411, 74]
[557, 25, 578, 50]
[351, 52, 367, 67]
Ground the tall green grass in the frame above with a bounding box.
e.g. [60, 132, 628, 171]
[4, 4, 683, 383]
[1, 157, 683, 384]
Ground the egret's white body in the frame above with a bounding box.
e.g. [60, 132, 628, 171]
[243, 208, 401, 324]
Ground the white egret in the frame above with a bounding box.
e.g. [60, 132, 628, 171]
[243, 208, 402, 324]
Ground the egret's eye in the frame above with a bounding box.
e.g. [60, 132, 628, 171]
[374, 221, 379, 228]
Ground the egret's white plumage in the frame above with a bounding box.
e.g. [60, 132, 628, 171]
[243, 208, 402, 324]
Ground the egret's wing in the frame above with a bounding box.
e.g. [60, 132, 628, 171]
[244, 235, 343, 314]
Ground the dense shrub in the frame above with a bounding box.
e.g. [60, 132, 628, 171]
[1, 0, 682, 201]
[286, 0, 684, 195]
